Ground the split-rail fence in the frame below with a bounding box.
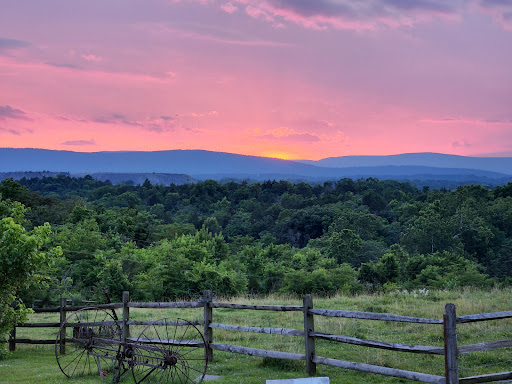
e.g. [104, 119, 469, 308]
[8, 291, 512, 384]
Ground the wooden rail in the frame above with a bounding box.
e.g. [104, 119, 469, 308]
[14, 339, 55, 345]
[456, 310, 512, 323]
[127, 337, 204, 347]
[9, 291, 512, 384]
[309, 308, 443, 324]
[17, 322, 61, 328]
[210, 302, 302, 311]
[209, 323, 304, 336]
[459, 371, 512, 384]
[458, 339, 512, 354]
[311, 331, 444, 355]
[32, 303, 122, 313]
[313, 356, 445, 384]
[127, 301, 203, 309]
[210, 343, 305, 361]
[127, 319, 204, 326]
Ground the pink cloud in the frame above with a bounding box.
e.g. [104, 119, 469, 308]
[0, 105, 31, 121]
[261, 132, 321, 143]
[254, 127, 326, 143]
[81, 53, 102, 62]
[477, 0, 512, 31]
[0, 37, 30, 54]
[0, 127, 22, 135]
[93, 114, 144, 127]
[0, 55, 173, 85]
[418, 116, 511, 126]
[221, 2, 238, 14]
[292, 118, 337, 134]
[143, 24, 291, 47]
[199, 0, 507, 32]
[144, 110, 217, 133]
[245, 5, 274, 23]
[72, 110, 219, 134]
[62, 139, 96, 146]
[452, 140, 472, 148]
[225, 0, 463, 31]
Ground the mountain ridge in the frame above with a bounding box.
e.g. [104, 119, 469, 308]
[1, 149, 512, 186]
[298, 152, 512, 175]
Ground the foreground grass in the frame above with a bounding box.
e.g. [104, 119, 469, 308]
[2, 287, 512, 383]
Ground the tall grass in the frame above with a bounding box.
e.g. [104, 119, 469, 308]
[2, 288, 511, 383]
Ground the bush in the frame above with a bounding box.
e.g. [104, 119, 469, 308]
[280, 264, 359, 296]
[0, 197, 61, 357]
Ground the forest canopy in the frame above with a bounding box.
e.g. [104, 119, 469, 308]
[1, 176, 511, 308]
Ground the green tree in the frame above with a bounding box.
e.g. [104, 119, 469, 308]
[96, 258, 132, 302]
[376, 253, 399, 284]
[328, 208, 387, 241]
[358, 252, 399, 288]
[401, 200, 462, 255]
[403, 251, 490, 289]
[0, 197, 61, 356]
[328, 229, 363, 266]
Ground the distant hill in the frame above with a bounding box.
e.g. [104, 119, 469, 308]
[0, 148, 317, 174]
[78, 173, 196, 185]
[1, 148, 512, 186]
[193, 166, 511, 182]
[0, 171, 68, 180]
[0, 171, 196, 186]
[298, 152, 512, 175]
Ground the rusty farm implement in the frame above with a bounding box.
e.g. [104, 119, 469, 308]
[55, 307, 208, 383]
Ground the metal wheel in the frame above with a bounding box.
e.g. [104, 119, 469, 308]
[55, 307, 122, 379]
[131, 318, 208, 383]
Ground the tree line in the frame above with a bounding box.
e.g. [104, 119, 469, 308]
[2, 175, 512, 354]
[1, 176, 512, 323]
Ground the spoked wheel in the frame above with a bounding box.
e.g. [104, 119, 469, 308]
[131, 318, 208, 383]
[55, 307, 122, 379]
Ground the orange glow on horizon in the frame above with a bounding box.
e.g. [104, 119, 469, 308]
[260, 151, 297, 160]
[1, 1, 512, 162]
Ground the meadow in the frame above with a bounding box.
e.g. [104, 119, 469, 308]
[1, 288, 511, 384]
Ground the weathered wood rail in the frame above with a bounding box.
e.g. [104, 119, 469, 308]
[9, 291, 512, 384]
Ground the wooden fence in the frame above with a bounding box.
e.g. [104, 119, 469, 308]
[8, 291, 512, 384]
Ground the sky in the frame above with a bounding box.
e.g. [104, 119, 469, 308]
[1, 0, 512, 160]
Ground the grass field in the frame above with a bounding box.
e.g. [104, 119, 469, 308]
[1, 288, 511, 383]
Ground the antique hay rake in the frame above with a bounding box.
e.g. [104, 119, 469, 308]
[55, 307, 208, 383]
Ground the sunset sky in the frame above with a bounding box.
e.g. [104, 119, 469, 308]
[1, 0, 512, 160]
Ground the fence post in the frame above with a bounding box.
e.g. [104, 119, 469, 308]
[122, 291, 130, 344]
[8, 327, 16, 352]
[444, 303, 459, 384]
[303, 294, 316, 376]
[59, 297, 67, 354]
[201, 290, 213, 362]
